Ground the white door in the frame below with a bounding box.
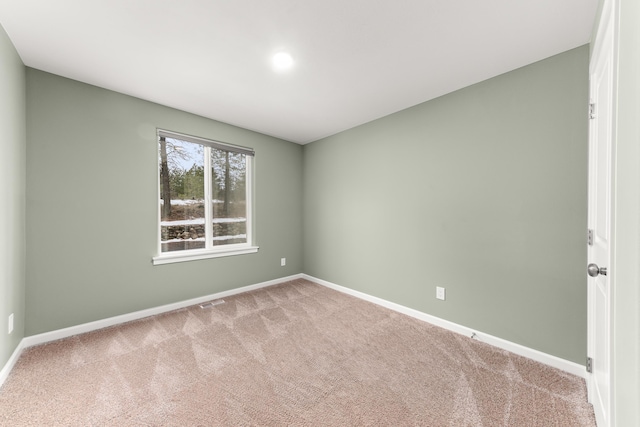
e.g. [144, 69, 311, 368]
[588, 1, 615, 425]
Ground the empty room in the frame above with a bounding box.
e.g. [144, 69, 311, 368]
[0, 0, 638, 426]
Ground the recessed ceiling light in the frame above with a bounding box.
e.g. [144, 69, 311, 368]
[272, 52, 294, 71]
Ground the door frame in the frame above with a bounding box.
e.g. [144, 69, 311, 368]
[587, 0, 617, 425]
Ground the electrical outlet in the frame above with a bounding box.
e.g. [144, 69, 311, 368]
[8, 313, 14, 334]
[436, 287, 446, 301]
[281, 258, 286, 267]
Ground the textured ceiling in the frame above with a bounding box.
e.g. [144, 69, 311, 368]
[0, 0, 598, 144]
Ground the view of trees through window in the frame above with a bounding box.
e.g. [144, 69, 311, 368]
[159, 135, 248, 252]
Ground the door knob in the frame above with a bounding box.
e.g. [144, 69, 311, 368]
[588, 263, 607, 277]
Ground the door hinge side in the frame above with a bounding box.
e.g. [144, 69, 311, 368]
[586, 357, 593, 373]
[588, 229, 594, 246]
[589, 103, 596, 119]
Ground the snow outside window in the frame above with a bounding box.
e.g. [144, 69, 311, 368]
[153, 130, 257, 265]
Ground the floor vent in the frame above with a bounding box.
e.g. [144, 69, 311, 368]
[199, 299, 225, 309]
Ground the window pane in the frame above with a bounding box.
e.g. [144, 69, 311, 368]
[211, 148, 247, 246]
[159, 138, 205, 252]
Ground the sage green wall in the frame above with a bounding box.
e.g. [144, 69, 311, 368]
[25, 69, 303, 335]
[612, 0, 640, 423]
[303, 46, 589, 364]
[0, 24, 26, 368]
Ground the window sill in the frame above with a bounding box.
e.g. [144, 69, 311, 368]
[152, 245, 259, 265]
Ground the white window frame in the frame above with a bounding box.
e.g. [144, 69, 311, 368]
[152, 130, 258, 265]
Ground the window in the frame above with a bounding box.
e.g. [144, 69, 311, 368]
[152, 130, 257, 265]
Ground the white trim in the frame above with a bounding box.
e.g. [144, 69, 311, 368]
[2, 273, 302, 387]
[21, 274, 303, 348]
[302, 274, 586, 379]
[155, 131, 256, 266]
[157, 129, 255, 157]
[245, 155, 254, 247]
[587, 2, 617, 427]
[0, 340, 26, 389]
[152, 245, 259, 265]
[204, 145, 213, 248]
[3, 272, 584, 390]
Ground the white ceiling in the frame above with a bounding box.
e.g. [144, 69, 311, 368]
[0, 0, 598, 144]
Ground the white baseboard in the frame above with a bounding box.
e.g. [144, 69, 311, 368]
[0, 274, 303, 389]
[1, 272, 584, 390]
[0, 339, 26, 388]
[21, 273, 304, 349]
[302, 274, 586, 379]
[0, 273, 303, 389]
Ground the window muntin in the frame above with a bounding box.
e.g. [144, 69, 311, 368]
[156, 130, 254, 260]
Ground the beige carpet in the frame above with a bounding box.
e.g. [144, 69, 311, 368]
[0, 279, 596, 426]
